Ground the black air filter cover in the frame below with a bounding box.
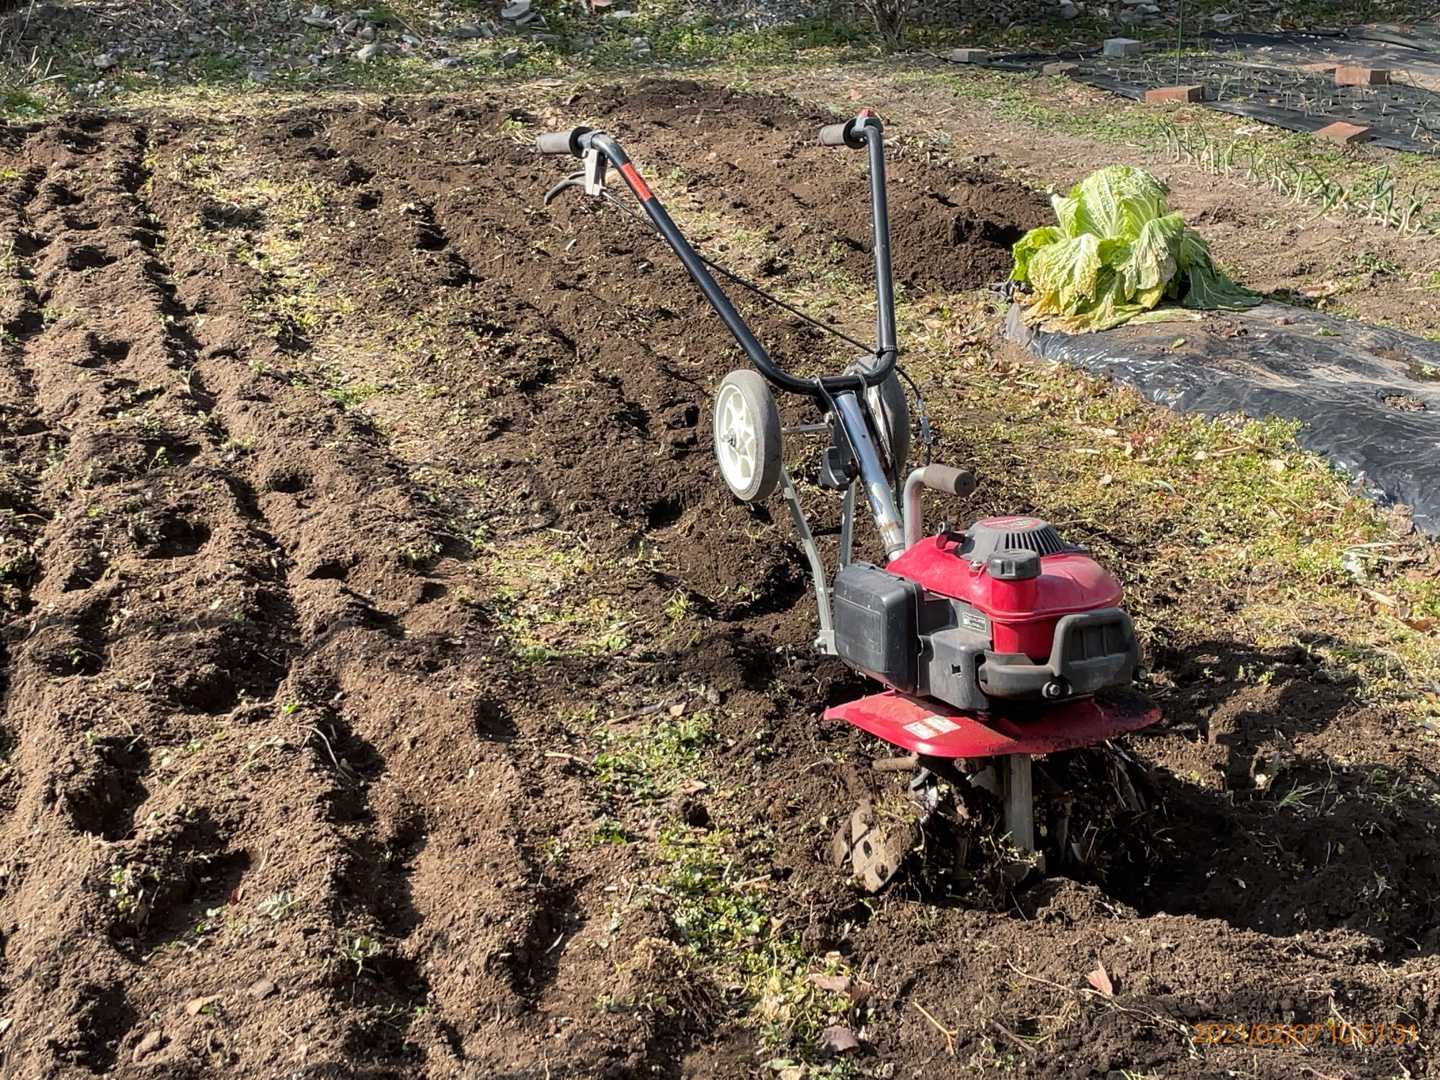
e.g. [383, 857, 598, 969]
[959, 516, 1080, 565]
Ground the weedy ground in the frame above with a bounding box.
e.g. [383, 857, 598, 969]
[1, 3, 1438, 1075]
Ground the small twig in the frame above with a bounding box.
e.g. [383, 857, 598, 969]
[913, 1001, 957, 1056]
[609, 700, 677, 723]
[989, 1017, 1038, 1057]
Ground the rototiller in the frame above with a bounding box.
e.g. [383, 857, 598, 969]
[538, 112, 1158, 884]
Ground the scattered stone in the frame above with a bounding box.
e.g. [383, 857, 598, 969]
[93, 53, 117, 70]
[1316, 120, 1373, 144]
[184, 995, 221, 1017]
[341, 18, 359, 34]
[1043, 61, 1080, 75]
[435, 56, 464, 68]
[247, 978, 277, 1000]
[358, 24, 376, 41]
[498, 48, 523, 67]
[1334, 66, 1390, 86]
[945, 48, 990, 64]
[356, 42, 380, 62]
[500, 0, 532, 20]
[1212, 12, 1236, 25]
[301, 14, 333, 28]
[133, 1030, 164, 1063]
[453, 23, 489, 39]
[1103, 37, 1142, 57]
[1059, 4, 1079, 17]
[1144, 84, 1206, 103]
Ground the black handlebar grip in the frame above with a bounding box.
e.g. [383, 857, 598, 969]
[818, 121, 850, 147]
[536, 127, 588, 156]
[922, 464, 977, 498]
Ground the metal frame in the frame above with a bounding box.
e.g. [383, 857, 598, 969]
[539, 112, 918, 648]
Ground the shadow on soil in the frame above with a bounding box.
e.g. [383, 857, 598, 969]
[1102, 636, 1440, 959]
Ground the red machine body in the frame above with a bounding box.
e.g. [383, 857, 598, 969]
[887, 526, 1124, 662]
[823, 515, 1155, 759]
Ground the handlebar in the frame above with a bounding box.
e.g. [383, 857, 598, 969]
[536, 126, 592, 156]
[818, 109, 879, 149]
[918, 464, 977, 498]
[536, 113, 896, 399]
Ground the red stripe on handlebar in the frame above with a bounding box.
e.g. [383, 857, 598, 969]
[619, 162, 654, 202]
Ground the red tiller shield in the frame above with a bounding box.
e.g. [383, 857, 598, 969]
[826, 690, 1160, 758]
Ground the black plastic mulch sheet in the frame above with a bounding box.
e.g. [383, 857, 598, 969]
[1005, 303, 1440, 533]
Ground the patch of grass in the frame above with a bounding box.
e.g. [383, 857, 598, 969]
[340, 930, 383, 975]
[658, 825, 859, 1058]
[592, 713, 715, 803]
[910, 66, 1440, 236]
[0, 86, 47, 120]
[167, 137, 349, 344]
[485, 537, 640, 662]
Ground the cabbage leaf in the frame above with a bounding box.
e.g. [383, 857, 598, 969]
[1011, 165, 1259, 332]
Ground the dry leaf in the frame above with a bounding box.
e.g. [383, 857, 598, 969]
[821, 1024, 861, 1054]
[1086, 963, 1114, 997]
[808, 973, 852, 995]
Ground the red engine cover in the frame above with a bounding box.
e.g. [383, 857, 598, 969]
[887, 533, 1123, 660]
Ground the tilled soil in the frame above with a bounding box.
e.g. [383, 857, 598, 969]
[0, 80, 1435, 1078]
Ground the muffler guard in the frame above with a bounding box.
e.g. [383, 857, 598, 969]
[826, 690, 1159, 758]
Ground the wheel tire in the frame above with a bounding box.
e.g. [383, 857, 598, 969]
[867, 370, 911, 483]
[713, 369, 782, 503]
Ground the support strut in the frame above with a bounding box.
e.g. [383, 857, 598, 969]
[1002, 753, 1035, 852]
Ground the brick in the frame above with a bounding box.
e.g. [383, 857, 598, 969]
[1316, 120, 1373, 144]
[1144, 84, 1207, 104]
[1042, 61, 1080, 76]
[945, 48, 990, 63]
[1103, 37, 1142, 57]
[1334, 65, 1390, 86]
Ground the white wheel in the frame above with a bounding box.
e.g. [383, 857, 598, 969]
[712, 369, 781, 503]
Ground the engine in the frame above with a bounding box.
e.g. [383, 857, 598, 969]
[831, 517, 1139, 712]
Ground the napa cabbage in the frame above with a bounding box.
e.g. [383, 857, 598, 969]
[1011, 165, 1260, 332]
